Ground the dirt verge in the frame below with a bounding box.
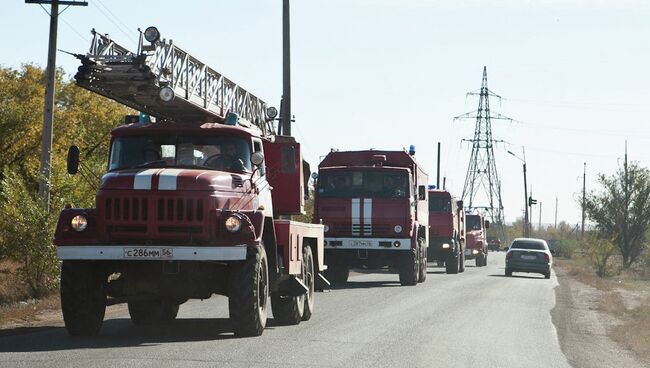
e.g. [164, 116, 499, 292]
[552, 259, 649, 368]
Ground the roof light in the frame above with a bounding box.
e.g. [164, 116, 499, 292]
[144, 26, 160, 43]
[225, 112, 239, 126]
[159, 86, 174, 102]
[266, 106, 278, 120]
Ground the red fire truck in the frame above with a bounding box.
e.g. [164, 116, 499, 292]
[427, 189, 466, 274]
[465, 213, 489, 267]
[313, 149, 429, 286]
[53, 28, 325, 337]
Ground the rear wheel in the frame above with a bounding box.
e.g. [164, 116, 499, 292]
[505, 268, 512, 277]
[229, 246, 269, 337]
[272, 246, 308, 326]
[61, 261, 106, 336]
[302, 246, 315, 321]
[544, 271, 551, 279]
[325, 263, 349, 284]
[459, 243, 466, 273]
[417, 245, 427, 283]
[399, 251, 418, 286]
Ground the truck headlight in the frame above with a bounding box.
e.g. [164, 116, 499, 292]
[442, 243, 450, 249]
[70, 215, 88, 232]
[472, 249, 479, 255]
[225, 216, 242, 232]
[394, 225, 402, 233]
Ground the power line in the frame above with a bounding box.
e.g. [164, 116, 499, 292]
[91, 0, 137, 44]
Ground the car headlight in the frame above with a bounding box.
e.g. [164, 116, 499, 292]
[225, 215, 242, 232]
[394, 225, 402, 233]
[323, 224, 329, 233]
[70, 215, 88, 232]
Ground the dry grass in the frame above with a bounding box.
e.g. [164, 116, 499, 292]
[0, 259, 60, 327]
[556, 256, 650, 365]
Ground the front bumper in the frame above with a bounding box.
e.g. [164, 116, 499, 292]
[324, 237, 412, 251]
[57, 245, 248, 261]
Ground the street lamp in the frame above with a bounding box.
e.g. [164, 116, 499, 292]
[507, 148, 529, 237]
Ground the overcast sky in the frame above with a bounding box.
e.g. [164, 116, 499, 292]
[3, 0, 650, 225]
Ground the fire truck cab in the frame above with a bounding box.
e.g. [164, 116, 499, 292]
[465, 213, 489, 267]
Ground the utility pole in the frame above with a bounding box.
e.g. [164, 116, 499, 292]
[539, 201, 542, 231]
[581, 162, 586, 238]
[623, 142, 628, 260]
[523, 163, 529, 237]
[27, 0, 87, 210]
[554, 196, 558, 229]
[280, 0, 292, 136]
[436, 142, 441, 188]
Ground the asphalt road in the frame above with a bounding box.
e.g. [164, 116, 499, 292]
[0, 254, 571, 368]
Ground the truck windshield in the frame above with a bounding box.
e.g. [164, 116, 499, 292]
[318, 170, 409, 198]
[108, 135, 252, 173]
[466, 215, 482, 230]
[429, 197, 451, 212]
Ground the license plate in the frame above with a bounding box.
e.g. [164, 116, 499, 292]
[349, 240, 371, 247]
[123, 247, 173, 259]
[521, 255, 537, 260]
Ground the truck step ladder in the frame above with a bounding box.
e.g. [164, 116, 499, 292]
[74, 28, 274, 136]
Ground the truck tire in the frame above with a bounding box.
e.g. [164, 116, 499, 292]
[476, 253, 484, 267]
[271, 247, 308, 326]
[60, 261, 106, 336]
[399, 251, 418, 286]
[128, 300, 179, 325]
[325, 264, 349, 284]
[445, 249, 460, 274]
[483, 252, 488, 266]
[229, 246, 269, 337]
[459, 246, 466, 273]
[302, 246, 315, 321]
[417, 245, 427, 283]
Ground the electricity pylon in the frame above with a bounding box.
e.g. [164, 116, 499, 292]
[455, 66, 514, 240]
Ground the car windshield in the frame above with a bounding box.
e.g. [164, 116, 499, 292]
[429, 197, 451, 212]
[511, 241, 547, 250]
[318, 170, 409, 198]
[108, 135, 252, 173]
[466, 215, 482, 230]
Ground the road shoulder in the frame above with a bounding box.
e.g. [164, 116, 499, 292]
[552, 261, 648, 368]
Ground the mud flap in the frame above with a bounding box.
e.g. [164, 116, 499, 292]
[315, 272, 331, 292]
[278, 275, 309, 297]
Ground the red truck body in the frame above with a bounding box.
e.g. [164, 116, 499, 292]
[54, 122, 325, 336]
[464, 213, 489, 267]
[313, 150, 429, 286]
[427, 189, 466, 274]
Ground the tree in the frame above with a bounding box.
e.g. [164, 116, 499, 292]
[584, 162, 650, 268]
[0, 64, 130, 295]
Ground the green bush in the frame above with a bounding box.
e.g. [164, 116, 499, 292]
[0, 171, 60, 297]
[588, 237, 616, 277]
[556, 238, 579, 259]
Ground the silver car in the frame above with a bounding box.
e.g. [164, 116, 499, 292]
[505, 238, 552, 279]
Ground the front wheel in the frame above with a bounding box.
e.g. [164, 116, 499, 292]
[60, 261, 106, 336]
[399, 251, 419, 286]
[229, 246, 269, 337]
[325, 263, 349, 284]
[445, 248, 460, 274]
[505, 268, 512, 277]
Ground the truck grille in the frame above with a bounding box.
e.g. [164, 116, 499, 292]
[102, 196, 206, 239]
[104, 197, 148, 221]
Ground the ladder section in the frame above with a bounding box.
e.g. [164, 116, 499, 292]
[75, 29, 273, 136]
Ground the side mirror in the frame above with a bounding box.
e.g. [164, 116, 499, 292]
[504, 247, 509, 251]
[251, 151, 265, 167]
[485, 220, 490, 229]
[457, 200, 464, 209]
[311, 172, 318, 180]
[67, 145, 80, 175]
[418, 185, 426, 200]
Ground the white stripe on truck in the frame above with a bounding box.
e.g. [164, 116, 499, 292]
[133, 169, 158, 190]
[363, 198, 372, 235]
[352, 198, 361, 235]
[158, 169, 184, 190]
